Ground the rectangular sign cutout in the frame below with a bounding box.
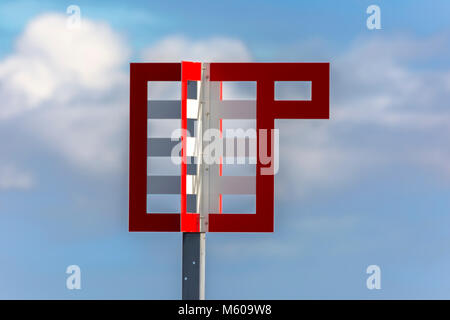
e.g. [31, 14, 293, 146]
[275, 81, 312, 101]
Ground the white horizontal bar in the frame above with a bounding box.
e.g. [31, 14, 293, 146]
[222, 163, 256, 176]
[216, 176, 255, 194]
[147, 119, 180, 138]
[223, 138, 257, 158]
[213, 100, 256, 119]
[147, 194, 180, 213]
[148, 81, 181, 100]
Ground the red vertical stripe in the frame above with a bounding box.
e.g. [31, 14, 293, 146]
[219, 81, 223, 214]
[180, 61, 202, 232]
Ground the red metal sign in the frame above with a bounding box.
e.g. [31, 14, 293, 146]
[129, 62, 329, 232]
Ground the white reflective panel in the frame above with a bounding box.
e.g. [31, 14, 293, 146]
[147, 194, 181, 213]
[275, 81, 312, 100]
[187, 99, 199, 119]
[221, 81, 256, 100]
[186, 175, 196, 195]
[148, 81, 181, 100]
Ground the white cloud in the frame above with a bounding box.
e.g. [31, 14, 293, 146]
[0, 13, 128, 119]
[0, 165, 33, 190]
[141, 35, 252, 62]
[0, 15, 255, 174]
[24, 102, 128, 173]
[332, 36, 450, 129]
[0, 13, 129, 173]
[276, 35, 450, 198]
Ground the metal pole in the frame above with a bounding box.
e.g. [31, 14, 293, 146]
[182, 232, 206, 300]
[182, 63, 209, 300]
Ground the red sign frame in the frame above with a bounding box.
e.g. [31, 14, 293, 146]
[129, 62, 329, 232]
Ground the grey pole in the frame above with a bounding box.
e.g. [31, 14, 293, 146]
[182, 232, 206, 300]
[182, 63, 208, 300]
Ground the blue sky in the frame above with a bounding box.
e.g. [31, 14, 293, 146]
[0, 0, 450, 299]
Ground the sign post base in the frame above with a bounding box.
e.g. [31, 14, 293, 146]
[182, 232, 206, 300]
